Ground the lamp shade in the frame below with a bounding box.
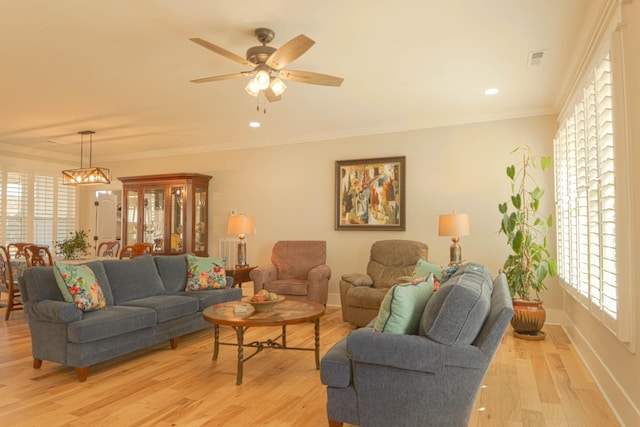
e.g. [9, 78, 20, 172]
[438, 212, 471, 237]
[227, 215, 255, 236]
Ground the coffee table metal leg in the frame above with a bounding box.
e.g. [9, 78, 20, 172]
[282, 325, 287, 348]
[314, 318, 320, 369]
[213, 324, 220, 361]
[235, 326, 245, 385]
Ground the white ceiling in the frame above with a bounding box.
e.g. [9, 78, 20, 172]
[0, 0, 598, 163]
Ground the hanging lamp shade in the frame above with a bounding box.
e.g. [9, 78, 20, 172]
[62, 130, 111, 185]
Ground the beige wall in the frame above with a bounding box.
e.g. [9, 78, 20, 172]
[92, 114, 559, 310]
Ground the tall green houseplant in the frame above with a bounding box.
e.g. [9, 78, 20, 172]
[499, 146, 557, 301]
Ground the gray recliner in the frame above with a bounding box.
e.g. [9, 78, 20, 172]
[321, 263, 514, 427]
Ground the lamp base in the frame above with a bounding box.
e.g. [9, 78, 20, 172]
[449, 237, 462, 264]
[236, 237, 248, 268]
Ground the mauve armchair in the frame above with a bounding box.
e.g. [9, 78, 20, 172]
[249, 240, 331, 305]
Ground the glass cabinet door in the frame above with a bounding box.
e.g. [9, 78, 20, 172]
[194, 186, 207, 253]
[170, 186, 185, 253]
[125, 189, 138, 245]
[143, 188, 165, 252]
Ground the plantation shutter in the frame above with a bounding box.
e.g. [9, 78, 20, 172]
[34, 175, 55, 245]
[56, 179, 77, 241]
[5, 172, 28, 242]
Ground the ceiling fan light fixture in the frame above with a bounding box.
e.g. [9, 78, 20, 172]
[245, 79, 261, 97]
[255, 69, 271, 90]
[270, 78, 286, 96]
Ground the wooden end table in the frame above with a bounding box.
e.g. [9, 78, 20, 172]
[202, 299, 325, 385]
[225, 266, 256, 288]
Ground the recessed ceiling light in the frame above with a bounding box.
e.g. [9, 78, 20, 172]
[484, 88, 499, 95]
[249, 121, 261, 128]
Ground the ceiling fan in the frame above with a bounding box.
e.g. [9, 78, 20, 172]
[190, 28, 344, 102]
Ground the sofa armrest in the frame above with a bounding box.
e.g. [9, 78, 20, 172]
[249, 264, 277, 292]
[347, 328, 488, 373]
[29, 300, 83, 323]
[341, 273, 373, 287]
[346, 327, 447, 373]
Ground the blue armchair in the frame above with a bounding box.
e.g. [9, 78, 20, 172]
[321, 263, 514, 427]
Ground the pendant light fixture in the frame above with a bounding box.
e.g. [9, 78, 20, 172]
[61, 130, 111, 185]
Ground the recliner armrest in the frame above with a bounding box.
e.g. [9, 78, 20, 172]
[341, 273, 373, 287]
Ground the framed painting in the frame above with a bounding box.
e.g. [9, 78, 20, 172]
[335, 156, 406, 230]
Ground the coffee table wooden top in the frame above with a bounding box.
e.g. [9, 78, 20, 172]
[203, 299, 325, 328]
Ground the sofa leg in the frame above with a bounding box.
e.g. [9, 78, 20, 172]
[76, 367, 90, 382]
[328, 420, 343, 427]
[170, 337, 180, 349]
[33, 358, 42, 369]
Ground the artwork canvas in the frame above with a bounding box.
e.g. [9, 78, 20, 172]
[335, 156, 405, 230]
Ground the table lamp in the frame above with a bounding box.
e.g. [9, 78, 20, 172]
[227, 215, 254, 268]
[438, 212, 471, 264]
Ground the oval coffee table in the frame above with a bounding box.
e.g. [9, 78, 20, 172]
[202, 299, 325, 385]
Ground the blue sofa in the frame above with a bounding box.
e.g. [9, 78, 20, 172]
[19, 254, 241, 381]
[321, 262, 514, 427]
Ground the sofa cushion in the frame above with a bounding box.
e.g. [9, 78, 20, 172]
[53, 262, 107, 312]
[419, 262, 492, 345]
[154, 254, 188, 293]
[67, 305, 157, 344]
[120, 295, 199, 323]
[374, 275, 435, 335]
[173, 288, 242, 311]
[185, 255, 227, 290]
[103, 255, 166, 304]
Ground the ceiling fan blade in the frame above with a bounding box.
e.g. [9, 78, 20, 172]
[266, 34, 315, 70]
[263, 87, 282, 103]
[278, 69, 344, 87]
[190, 71, 252, 84]
[190, 38, 254, 68]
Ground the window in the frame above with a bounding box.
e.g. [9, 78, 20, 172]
[554, 36, 630, 341]
[0, 169, 77, 248]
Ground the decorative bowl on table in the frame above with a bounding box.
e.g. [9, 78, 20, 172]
[242, 295, 285, 312]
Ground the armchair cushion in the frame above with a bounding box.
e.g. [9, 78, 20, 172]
[420, 262, 493, 346]
[374, 274, 435, 334]
[271, 240, 327, 279]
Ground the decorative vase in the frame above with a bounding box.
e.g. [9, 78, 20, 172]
[511, 299, 546, 340]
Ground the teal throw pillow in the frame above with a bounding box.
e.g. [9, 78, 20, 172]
[186, 255, 227, 291]
[53, 262, 106, 312]
[411, 258, 443, 281]
[374, 274, 435, 335]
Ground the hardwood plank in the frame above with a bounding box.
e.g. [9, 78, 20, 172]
[0, 308, 618, 427]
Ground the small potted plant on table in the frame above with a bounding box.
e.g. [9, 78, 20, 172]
[498, 146, 557, 340]
[55, 230, 90, 260]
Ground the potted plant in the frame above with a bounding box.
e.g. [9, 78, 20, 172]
[498, 146, 557, 339]
[55, 230, 91, 260]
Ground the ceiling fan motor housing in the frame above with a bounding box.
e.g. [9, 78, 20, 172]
[246, 45, 277, 65]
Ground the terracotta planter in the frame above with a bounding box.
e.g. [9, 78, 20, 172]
[511, 299, 546, 340]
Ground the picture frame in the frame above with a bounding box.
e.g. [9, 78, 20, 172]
[335, 156, 406, 230]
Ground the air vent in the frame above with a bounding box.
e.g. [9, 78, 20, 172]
[528, 50, 546, 67]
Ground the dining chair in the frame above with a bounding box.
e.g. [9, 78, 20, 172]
[0, 245, 23, 320]
[97, 241, 121, 258]
[24, 244, 54, 267]
[6, 242, 33, 259]
[119, 242, 153, 259]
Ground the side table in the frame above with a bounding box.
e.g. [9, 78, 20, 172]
[225, 266, 256, 288]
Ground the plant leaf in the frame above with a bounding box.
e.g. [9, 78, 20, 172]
[506, 165, 515, 180]
[512, 230, 524, 254]
[511, 194, 521, 209]
[498, 202, 507, 214]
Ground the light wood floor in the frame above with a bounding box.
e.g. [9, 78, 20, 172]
[0, 301, 619, 426]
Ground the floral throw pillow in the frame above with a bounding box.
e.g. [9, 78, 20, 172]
[186, 255, 227, 291]
[53, 262, 106, 312]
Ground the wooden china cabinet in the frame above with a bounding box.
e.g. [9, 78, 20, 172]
[118, 173, 211, 256]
